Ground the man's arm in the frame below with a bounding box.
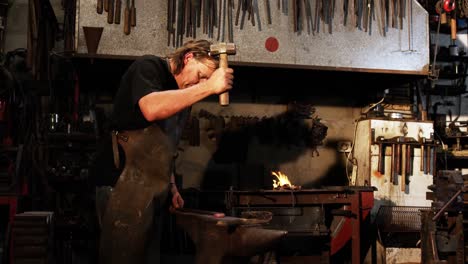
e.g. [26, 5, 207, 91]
[139, 81, 211, 121]
[139, 67, 233, 121]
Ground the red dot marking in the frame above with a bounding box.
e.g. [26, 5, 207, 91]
[265, 37, 279, 52]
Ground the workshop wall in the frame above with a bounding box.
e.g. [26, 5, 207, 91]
[5, 0, 466, 190]
[176, 101, 361, 189]
[4, 0, 28, 52]
[76, 0, 430, 74]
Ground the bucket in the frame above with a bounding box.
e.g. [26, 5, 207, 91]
[83, 26, 104, 54]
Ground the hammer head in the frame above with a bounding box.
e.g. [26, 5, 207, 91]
[209, 42, 236, 56]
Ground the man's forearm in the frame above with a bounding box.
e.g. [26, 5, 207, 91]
[170, 173, 178, 194]
[139, 82, 211, 121]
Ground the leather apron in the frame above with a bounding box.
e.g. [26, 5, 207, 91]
[98, 124, 174, 264]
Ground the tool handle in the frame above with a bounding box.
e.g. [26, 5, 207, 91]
[450, 16, 457, 40]
[379, 144, 386, 174]
[426, 145, 431, 173]
[395, 144, 400, 175]
[104, 0, 109, 12]
[440, 12, 447, 24]
[130, 3, 136, 26]
[390, 144, 395, 183]
[401, 144, 406, 192]
[97, 0, 103, 14]
[114, 0, 121, 24]
[124, 6, 131, 35]
[107, 0, 114, 24]
[219, 53, 229, 106]
[406, 145, 411, 176]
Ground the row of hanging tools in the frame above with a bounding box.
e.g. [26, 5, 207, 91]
[97, 0, 136, 35]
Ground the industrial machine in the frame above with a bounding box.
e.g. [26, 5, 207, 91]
[352, 118, 436, 262]
[421, 170, 467, 264]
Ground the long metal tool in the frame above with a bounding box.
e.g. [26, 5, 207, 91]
[249, 0, 255, 27]
[176, 0, 184, 46]
[314, 0, 320, 32]
[293, 0, 298, 32]
[235, 0, 242, 25]
[265, 0, 272, 24]
[385, 0, 389, 32]
[114, 0, 121, 24]
[107, 0, 114, 24]
[369, 0, 375, 35]
[400, 0, 405, 29]
[217, 0, 223, 40]
[222, 0, 226, 41]
[172, 0, 178, 44]
[304, 0, 312, 34]
[167, 0, 173, 45]
[124, 0, 131, 35]
[240, 0, 248, 29]
[328, 0, 335, 34]
[401, 142, 406, 191]
[253, 0, 261, 31]
[356, 0, 363, 30]
[228, 0, 234, 41]
[130, 0, 136, 27]
[192, 0, 198, 38]
[343, 0, 349, 25]
[378, 0, 386, 36]
[363, 0, 369, 32]
[196, 0, 202, 28]
[97, 0, 103, 14]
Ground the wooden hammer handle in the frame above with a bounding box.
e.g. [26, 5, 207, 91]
[450, 16, 457, 41]
[219, 53, 229, 106]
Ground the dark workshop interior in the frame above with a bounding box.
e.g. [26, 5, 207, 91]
[1, 0, 468, 263]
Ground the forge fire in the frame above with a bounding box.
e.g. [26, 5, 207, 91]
[272, 171, 301, 190]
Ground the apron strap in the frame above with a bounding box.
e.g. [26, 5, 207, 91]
[111, 130, 128, 169]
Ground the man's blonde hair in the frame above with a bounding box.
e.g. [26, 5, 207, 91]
[167, 39, 219, 74]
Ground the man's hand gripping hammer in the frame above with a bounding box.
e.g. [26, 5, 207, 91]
[209, 42, 236, 106]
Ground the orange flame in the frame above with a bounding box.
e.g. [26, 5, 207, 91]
[272, 171, 292, 188]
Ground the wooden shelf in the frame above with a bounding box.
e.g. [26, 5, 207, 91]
[450, 150, 468, 158]
[47, 132, 98, 143]
[68, 52, 138, 61]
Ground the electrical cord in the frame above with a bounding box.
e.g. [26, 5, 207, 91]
[433, 130, 448, 170]
[361, 95, 386, 115]
[346, 120, 359, 186]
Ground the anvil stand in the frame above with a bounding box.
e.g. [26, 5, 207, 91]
[172, 209, 287, 264]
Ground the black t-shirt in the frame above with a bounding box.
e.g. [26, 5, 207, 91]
[111, 55, 190, 148]
[92, 55, 189, 187]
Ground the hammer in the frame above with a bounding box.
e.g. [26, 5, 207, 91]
[209, 42, 236, 106]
